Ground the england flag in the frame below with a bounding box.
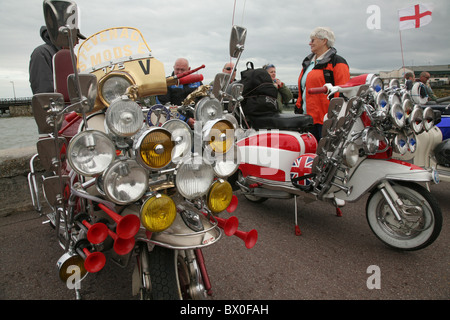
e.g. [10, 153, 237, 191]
[398, 4, 433, 30]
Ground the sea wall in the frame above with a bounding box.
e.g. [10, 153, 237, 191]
[0, 146, 43, 217]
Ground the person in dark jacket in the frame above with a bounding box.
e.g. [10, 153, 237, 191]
[296, 27, 350, 141]
[29, 26, 59, 94]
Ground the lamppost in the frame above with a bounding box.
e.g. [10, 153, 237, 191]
[10, 81, 16, 100]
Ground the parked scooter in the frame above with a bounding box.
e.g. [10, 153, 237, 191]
[219, 44, 442, 250]
[28, 0, 257, 300]
[390, 81, 450, 184]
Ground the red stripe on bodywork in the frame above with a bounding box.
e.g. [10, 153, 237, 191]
[237, 133, 301, 152]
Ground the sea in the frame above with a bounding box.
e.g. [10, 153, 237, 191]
[0, 116, 39, 151]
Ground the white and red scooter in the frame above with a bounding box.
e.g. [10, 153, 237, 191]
[223, 69, 442, 251]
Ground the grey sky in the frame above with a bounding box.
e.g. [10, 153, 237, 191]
[0, 0, 449, 98]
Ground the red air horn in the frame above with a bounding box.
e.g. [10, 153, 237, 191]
[108, 229, 136, 255]
[82, 220, 108, 244]
[82, 248, 106, 273]
[226, 195, 238, 213]
[234, 229, 258, 249]
[98, 204, 140, 239]
[215, 215, 239, 236]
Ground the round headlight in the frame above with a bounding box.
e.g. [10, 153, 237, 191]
[393, 132, 408, 155]
[402, 99, 414, 119]
[423, 107, 435, 132]
[343, 142, 359, 168]
[99, 74, 133, 106]
[390, 103, 405, 128]
[195, 96, 223, 123]
[207, 180, 233, 213]
[410, 107, 424, 134]
[213, 145, 240, 178]
[361, 127, 380, 155]
[57, 252, 87, 284]
[105, 98, 144, 137]
[388, 92, 401, 107]
[140, 194, 176, 232]
[376, 91, 389, 113]
[135, 127, 174, 170]
[203, 119, 235, 154]
[176, 156, 214, 199]
[407, 133, 417, 153]
[67, 130, 116, 176]
[369, 75, 383, 92]
[162, 119, 192, 163]
[102, 159, 148, 205]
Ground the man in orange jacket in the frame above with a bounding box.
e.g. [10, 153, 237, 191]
[296, 27, 350, 141]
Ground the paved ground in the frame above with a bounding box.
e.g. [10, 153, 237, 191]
[0, 181, 448, 301]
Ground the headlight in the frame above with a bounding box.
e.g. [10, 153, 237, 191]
[203, 119, 235, 154]
[207, 180, 233, 213]
[67, 130, 116, 176]
[162, 119, 192, 163]
[410, 107, 424, 134]
[376, 91, 389, 113]
[402, 99, 414, 118]
[423, 107, 435, 132]
[195, 96, 223, 123]
[135, 127, 174, 170]
[140, 193, 176, 232]
[390, 103, 405, 128]
[102, 159, 148, 205]
[213, 145, 240, 178]
[393, 132, 408, 155]
[343, 142, 359, 167]
[99, 73, 133, 106]
[176, 156, 214, 199]
[361, 127, 380, 155]
[57, 252, 87, 284]
[407, 133, 417, 153]
[105, 98, 144, 137]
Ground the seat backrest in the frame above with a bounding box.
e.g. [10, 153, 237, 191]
[53, 49, 74, 104]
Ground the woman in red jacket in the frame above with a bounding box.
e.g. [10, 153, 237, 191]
[295, 27, 350, 141]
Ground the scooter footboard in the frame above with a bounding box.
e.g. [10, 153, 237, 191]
[334, 159, 436, 202]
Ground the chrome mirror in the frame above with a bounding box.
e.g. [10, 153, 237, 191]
[229, 26, 247, 58]
[43, 0, 79, 48]
[68, 73, 97, 114]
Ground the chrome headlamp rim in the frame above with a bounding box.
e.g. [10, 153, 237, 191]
[393, 132, 408, 155]
[175, 156, 214, 200]
[361, 127, 380, 155]
[207, 179, 233, 214]
[105, 97, 144, 137]
[67, 129, 116, 177]
[407, 132, 417, 153]
[98, 72, 134, 107]
[375, 91, 389, 113]
[195, 96, 223, 123]
[390, 103, 405, 128]
[213, 144, 240, 178]
[140, 193, 177, 233]
[410, 107, 424, 134]
[202, 118, 235, 155]
[102, 158, 149, 205]
[423, 106, 435, 132]
[161, 119, 193, 164]
[135, 127, 174, 171]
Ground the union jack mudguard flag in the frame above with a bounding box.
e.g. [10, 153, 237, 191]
[290, 154, 317, 187]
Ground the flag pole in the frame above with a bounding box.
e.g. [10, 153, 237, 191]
[399, 30, 406, 75]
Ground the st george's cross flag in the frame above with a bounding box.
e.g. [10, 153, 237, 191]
[398, 4, 433, 30]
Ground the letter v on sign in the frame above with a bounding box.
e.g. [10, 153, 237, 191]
[139, 59, 151, 75]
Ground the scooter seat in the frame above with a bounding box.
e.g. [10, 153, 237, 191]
[249, 113, 313, 131]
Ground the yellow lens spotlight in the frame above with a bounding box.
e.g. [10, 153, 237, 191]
[207, 180, 233, 213]
[206, 119, 235, 154]
[140, 194, 176, 232]
[136, 128, 174, 170]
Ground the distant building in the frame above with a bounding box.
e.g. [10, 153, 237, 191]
[380, 64, 450, 87]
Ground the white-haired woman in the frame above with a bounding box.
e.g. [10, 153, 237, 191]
[295, 27, 350, 141]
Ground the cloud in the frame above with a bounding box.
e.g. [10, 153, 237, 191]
[0, 0, 448, 98]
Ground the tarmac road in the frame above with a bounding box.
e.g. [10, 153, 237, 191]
[0, 181, 448, 301]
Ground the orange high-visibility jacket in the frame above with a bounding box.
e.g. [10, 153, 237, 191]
[295, 48, 350, 125]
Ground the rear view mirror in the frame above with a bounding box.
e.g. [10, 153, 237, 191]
[68, 73, 97, 114]
[43, 0, 79, 48]
[229, 26, 247, 58]
[32, 93, 65, 134]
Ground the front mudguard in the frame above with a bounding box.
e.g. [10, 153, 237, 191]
[332, 159, 437, 202]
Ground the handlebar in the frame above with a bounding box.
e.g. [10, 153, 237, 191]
[308, 87, 328, 94]
[178, 74, 204, 85]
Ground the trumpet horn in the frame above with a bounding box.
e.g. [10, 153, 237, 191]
[82, 248, 106, 273]
[98, 203, 140, 239]
[234, 229, 258, 249]
[108, 229, 136, 256]
[82, 220, 108, 244]
[216, 215, 239, 236]
[226, 195, 238, 213]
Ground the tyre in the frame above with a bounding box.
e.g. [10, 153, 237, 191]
[146, 246, 206, 300]
[366, 181, 442, 251]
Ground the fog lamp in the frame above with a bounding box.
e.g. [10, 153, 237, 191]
[207, 180, 233, 213]
[176, 156, 214, 199]
[135, 127, 174, 170]
[361, 127, 380, 155]
[203, 119, 235, 154]
[105, 98, 144, 137]
[140, 194, 176, 232]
